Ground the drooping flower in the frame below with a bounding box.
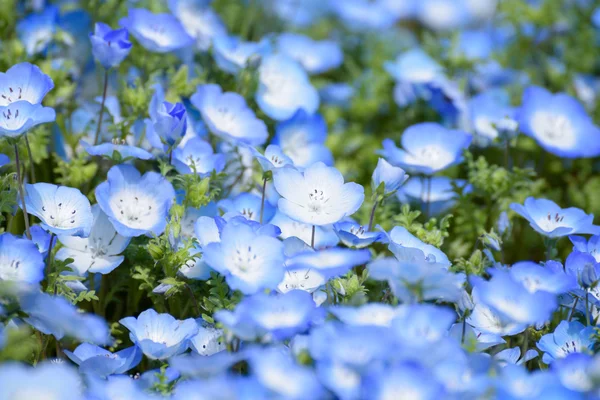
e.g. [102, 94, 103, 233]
[30, 224, 56, 257]
[119, 8, 194, 53]
[202, 222, 285, 294]
[145, 100, 188, 150]
[0, 233, 45, 284]
[0, 100, 55, 138]
[0, 63, 54, 106]
[273, 162, 364, 226]
[517, 86, 600, 158]
[119, 309, 198, 360]
[372, 158, 409, 195]
[277, 267, 326, 295]
[276, 33, 343, 74]
[56, 205, 131, 276]
[191, 84, 268, 146]
[64, 343, 142, 378]
[23, 183, 93, 237]
[171, 137, 225, 176]
[89, 23, 132, 69]
[494, 347, 539, 366]
[96, 164, 176, 237]
[510, 197, 600, 238]
[379, 122, 472, 175]
[537, 321, 595, 364]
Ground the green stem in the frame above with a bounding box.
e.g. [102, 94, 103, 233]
[568, 297, 579, 322]
[367, 200, 378, 232]
[93, 69, 109, 145]
[14, 144, 31, 239]
[24, 133, 36, 183]
[259, 177, 267, 224]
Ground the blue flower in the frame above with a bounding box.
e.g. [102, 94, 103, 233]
[372, 158, 409, 195]
[397, 177, 470, 216]
[89, 23, 132, 69]
[276, 33, 343, 74]
[285, 247, 371, 280]
[391, 304, 456, 346]
[191, 84, 268, 146]
[64, 343, 142, 377]
[494, 347, 539, 366]
[329, 303, 402, 327]
[385, 226, 451, 267]
[119, 8, 194, 53]
[96, 164, 176, 237]
[188, 320, 225, 356]
[273, 162, 364, 226]
[552, 353, 594, 392]
[56, 205, 131, 276]
[0, 153, 8, 168]
[565, 251, 600, 289]
[384, 48, 444, 88]
[20, 290, 111, 344]
[81, 140, 154, 160]
[0, 362, 83, 400]
[380, 123, 472, 175]
[467, 287, 526, 337]
[509, 261, 577, 294]
[30, 224, 55, 257]
[570, 235, 600, 262]
[468, 89, 518, 145]
[146, 100, 188, 149]
[218, 192, 275, 223]
[16, 6, 58, 55]
[0, 233, 45, 284]
[417, 0, 471, 31]
[277, 267, 326, 295]
[269, 210, 340, 248]
[169, 1, 227, 51]
[248, 144, 294, 172]
[202, 222, 284, 294]
[0, 100, 55, 138]
[256, 54, 319, 121]
[331, 0, 398, 31]
[212, 35, 271, 74]
[334, 220, 385, 248]
[363, 363, 446, 400]
[23, 183, 93, 237]
[0, 63, 54, 106]
[510, 197, 600, 238]
[272, 109, 333, 168]
[119, 309, 198, 360]
[517, 86, 600, 158]
[172, 137, 225, 176]
[319, 83, 355, 108]
[537, 321, 594, 364]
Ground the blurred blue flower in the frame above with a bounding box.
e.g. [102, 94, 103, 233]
[219, 192, 275, 223]
[212, 35, 271, 74]
[319, 83, 355, 108]
[380, 123, 472, 175]
[517, 86, 600, 158]
[537, 321, 594, 364]
[119, 8, 193, 53]
[96, 164, 176, 237]
[16, 6, 58, 55]
[269, 210, 339, 248]
[188, 319, 225, 356]
[467, 287, 526, 337]
[329, 303, 402, 327]
[89, 23, 132, 69]
[510, 197, 600, 238]
[494, 347, 539, 366]
[385, 226, 451, 267]
[191, 84, 268, 146]
[82, 139, 154, 160]
[468, 89, 518, 146]
[23, 183, 93, 237]
[256, 54, 319, 121]
[397, 177, 470, 216]
[363, 362, 446, 400]
[565, 251, 600, 289]
[552, 353, 594, 392]
[120, 309, 198, 360]
[273, 162, 364, 226]
[0, 233, 45, 284]
[0, 153, 8, 168]
[168, 0, 227, 51]
[391, 304, 456, 346]
[570, 235, 600, 262]
[285, 247, 371, 280]
[0, 362, 83, 400]
[0, 62, 54, 106]
[248, 144, 293, 172]
[276, 33, 343, 74]
[331, 0, 399, 31]
[334, 220, 385, 248]
[64, 343, 142, 378]
[0, 100, 55, 138]
[172, 137, 225, 176]
[509, 261, 578, 294]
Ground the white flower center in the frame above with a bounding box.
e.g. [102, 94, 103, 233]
[404, 145, 454, 170]
[307, 188, 331, 215]
[0, 255, 25, 281]
[229, 245, 259, 277]
[536, 212, 568, 232]
[138, 24, 171, 47]
[11, 389, 58, 400]
[0, 85, 24, 103]
[530, 112, 576, 148]
[0, 104, 28, 131]
[557, 340, 580, 358]
[40, 200, 81, 229]
[348, 225, 367, 238]
[110, 189, 159, 229]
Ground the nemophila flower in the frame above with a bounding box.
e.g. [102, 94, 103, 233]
[372, 158, 409, 195]
[320, 83, 355, 108]
[565, 251, 600, 289]
[248, 144, 293, 172]
[0, 153, 8, 167]
[330, 0, 398, 31]
[191, 84, 268, 146]
[172, 137, 225, 176]
[276, 33, 343, 74]
[449, 323, 505, 352]
[119, 8, 194, 53]
[269, 210, 339, 248]
[56, 205, 130, 276]
[16, 6, 58, 55]
[0, 362, 83, 400]
[212, 35, 271, 74]
[0, 62, 54, 106]
[272, 109, 332, 168]
[473, 269, 557, 325]
[89, 23, 132, 69]
[517, 86, 600, 158]
[286, 247, 371, 280]
[20, 290, 111, 344]
[189, 320, 225, 356]
[397, 177, 470, 216]
[96, 164, 176, 237]
[467, 288, 526, 337]
[277, 267, 326, 295]
[334, 220, 385, 248]
[379, 123, 472, 175]
[364, 363, 446, 400]
[64, 343, 142, 378]
[391, 304, 456, 346]
[256, 54, 319, 121]
[23, 183, 93, 237]
[495, 347, 539, 366]
[510, 197, 600, 238]
[273, 162, 364, 226]
[0, 233, 45, 284]
[30, 224, 55, 257]
[0, 100, 55, 138]
[368, 257, 465, 303]
[570, 235, 600, 262]
[146, 100, 188, 150]
[508, 261, 577, 295]
[329, 303, 403, 327]
[81, 139, 154, 160]
[202, 222, 284, 294]
[384, 48, 444, 88]
[169, 1, 227, 51]
[537, 321, 594, 364]
[385, 226, 451, 268]
[468, 89, 518, 145]
[553, 353, 594, 393]
[120, 309, 198, 360]
[181, 203, 217, 239]
[218, 192, 275, 223]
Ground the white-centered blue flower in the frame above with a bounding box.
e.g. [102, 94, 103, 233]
[56, 205, 131, 276]
[276, 33, 343, 74]
[0, 100, 55, 138]
[96, 164, 176, 237]
[285, 247, 371, 280]
[0, 362, 83, 400]
[248, 144, 294, 172]
[16, 6, 58, 55]
[212, 35, 271, 74]
[379, 122, 472, 175]
[570, 235, 600, 262]
[0, 233, 45, 284]
[510, 197, 600, 238]
[468, 89, 518, 145]
[189, 319, 225, 356]
[168, 0, 227, 51]
[372, 158, 408, 195]
[0, 62, 54, 106]
[191, 84, 268, 146]
[64, 343, 142, 378]
[517, 86, 600, 158]
[119, 309, 198, 360]
[329, 303, 403, 327]
[273, 162, 364, 226]
[334, 220, 385, 248]
[269, 210, 340, 248]
[256, 54, 319, 121]
[23, 183, 93, 237]
[81, 139, 154, 161]
[537, 321, 594, 364]
[218, 192, 275, 223]
[172, 137, 225, 176]
[119, 8, 194, 53]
